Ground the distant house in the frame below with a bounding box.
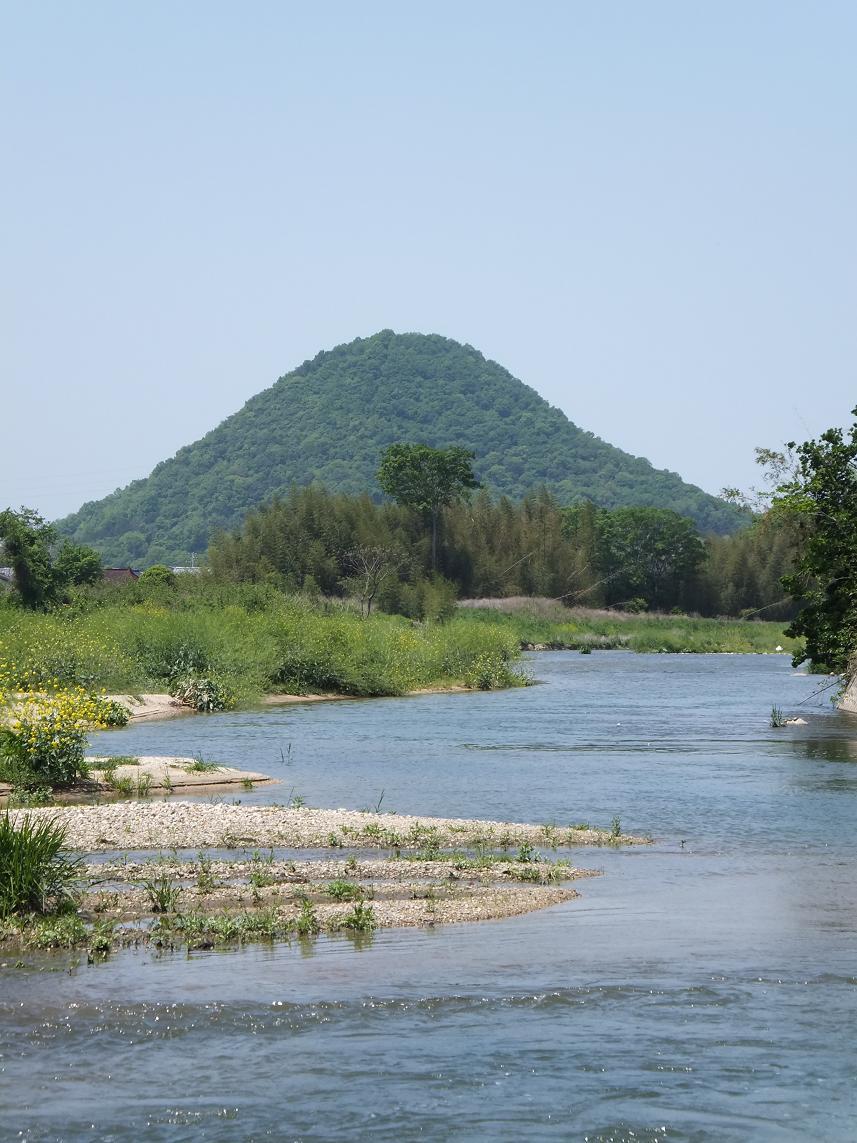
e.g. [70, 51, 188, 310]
[0, 566, 12, 589]
[171, 566, 202, 575]
[103, 567, 140, 584]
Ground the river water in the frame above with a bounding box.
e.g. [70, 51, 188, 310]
[2, 653, 856, 1141]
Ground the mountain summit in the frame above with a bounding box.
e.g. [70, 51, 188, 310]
[59, 330, 744, 565]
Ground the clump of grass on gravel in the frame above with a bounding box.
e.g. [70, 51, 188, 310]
[0, 812, 81, 918]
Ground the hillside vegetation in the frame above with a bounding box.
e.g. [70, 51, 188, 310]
[58, 331, 746, 566]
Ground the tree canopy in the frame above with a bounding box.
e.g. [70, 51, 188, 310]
[772, 408, 857, 672]
[0, 508, 103, 609]
[377, 444, 479, 568]
[207, 483, 789, 619]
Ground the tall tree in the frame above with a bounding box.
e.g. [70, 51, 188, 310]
[0, 508, 103, 609]
[54, 541, 104, 587]
[600, 507, 706, 610]
[0, 508, 61, 609]
[342, 545, 409, 617]
[377, 444, 479, 570]
[773, 408, 857, 672]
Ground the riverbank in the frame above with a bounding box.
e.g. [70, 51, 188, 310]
[0, 592, 798, 724]
[460, 598, 799, 655]
[0, 755, 273, 803]
[0, 597, 527, 706]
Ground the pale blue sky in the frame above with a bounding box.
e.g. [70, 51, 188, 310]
[3, 1, 855, 521]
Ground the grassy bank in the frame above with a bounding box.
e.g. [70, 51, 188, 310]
[459, 598, 800, 656]
[0, 592, 526, 707]
[0, 588, 801, 725]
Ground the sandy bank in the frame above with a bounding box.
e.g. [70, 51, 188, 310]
[86, 756, 273, 792]
[118, 684, 477, 723]
[106, 694, 190, 721]
[0, 757, 273, 803]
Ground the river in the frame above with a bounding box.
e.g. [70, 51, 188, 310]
[2, 653, 855, 1141]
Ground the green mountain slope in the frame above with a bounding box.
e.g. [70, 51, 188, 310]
[58, 330, 746, 565]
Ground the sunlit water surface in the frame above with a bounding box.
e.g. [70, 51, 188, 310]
[2, 654, 856, 1141]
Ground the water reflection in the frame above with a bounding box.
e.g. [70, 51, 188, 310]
[783, 735, 857, 763]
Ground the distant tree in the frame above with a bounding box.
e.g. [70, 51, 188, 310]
[0, 509, 105, 608]
[138, 564, 177, 589]
[0, 508, 60, 609]
[601, 508, 706, 610]
[721, 446, 799, 514]
[341, 545, 409, 617]
[770, 408, 857, 672]
[561, 501, 608, 606]
[377, 444, 479, 569]
[54, 541, 103, 587]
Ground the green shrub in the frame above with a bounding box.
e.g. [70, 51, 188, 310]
[138, 565, 176, 589]
[90, 696, 130, 726]
[0, 812, 82, 917]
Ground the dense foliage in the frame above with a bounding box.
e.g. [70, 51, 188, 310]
[57, 331, 747, 566]
[0, 508, 102, 610]
[771, 409, 857, 672]
[0, 689, 121, 788]
[459, 601, 798, 655]
[208, 485, 794, 619]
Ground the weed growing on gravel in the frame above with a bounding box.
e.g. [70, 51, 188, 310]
[144, 874, 180, 913]
[336, 902, 376, 932]
[187, 757, 222, 773]
[326, 879, 363, 902]
[295, 897, 320, 935]
[195, 855, 218, 894]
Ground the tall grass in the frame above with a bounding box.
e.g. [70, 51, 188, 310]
[0, 813, 81, 917]
[459, 600, 798, 656]
[0, 588, 798, 718]
[0, 593, 528, 703]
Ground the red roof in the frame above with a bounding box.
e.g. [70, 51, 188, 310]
[103, 567, 139, 583]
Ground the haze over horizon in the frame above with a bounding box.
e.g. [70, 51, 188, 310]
[3, 1, 855, 522]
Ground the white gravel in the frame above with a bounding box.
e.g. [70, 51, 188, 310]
[11, 802, 638, 853]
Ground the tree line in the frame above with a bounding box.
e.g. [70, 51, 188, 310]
[207, 483, 797, 620]
[0, 436, 802, 628]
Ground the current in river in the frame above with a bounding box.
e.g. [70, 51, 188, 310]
[1, 652, 856, 1141]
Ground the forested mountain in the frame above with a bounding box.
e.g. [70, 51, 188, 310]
[58, 331, 746, 566]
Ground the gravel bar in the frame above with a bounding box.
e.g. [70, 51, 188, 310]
[12, 802, 645, 853]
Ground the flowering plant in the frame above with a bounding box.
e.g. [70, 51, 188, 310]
[0, 687, 122, 787]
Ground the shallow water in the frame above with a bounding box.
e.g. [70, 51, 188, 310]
[3, 654, 856, 1141]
